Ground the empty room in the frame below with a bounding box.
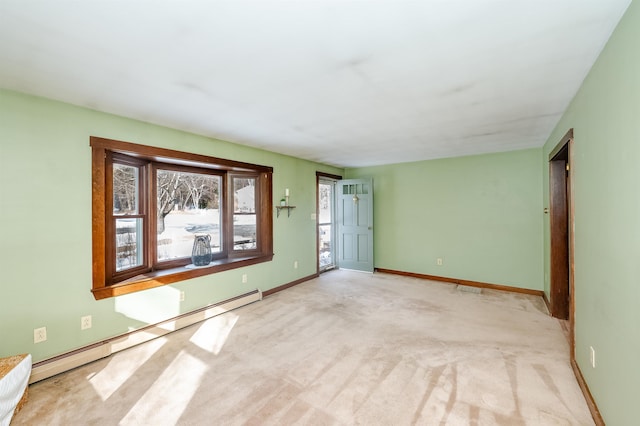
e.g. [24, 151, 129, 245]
[0, 1, 638, 425]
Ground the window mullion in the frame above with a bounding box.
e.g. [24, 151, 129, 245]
[224, 173, 235, 255]
[105, 152, 115, 284]
[145, 162, 155, 271]
[220, 172, 230, 257]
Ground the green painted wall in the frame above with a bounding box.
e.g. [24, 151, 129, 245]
[0, 89, 342, 363]
[541, 2, 639, 424]
[346, 148, 543, 291]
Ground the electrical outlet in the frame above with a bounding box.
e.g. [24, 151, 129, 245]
[294, 261, 298, 269]
[81, 315, 92, 330]
[180, 291, 185, 302]
[590, 346, 596, 368]
[436, 258, 443, 266]
[34, 327, 47, 343]
[242, 274, 247, 284]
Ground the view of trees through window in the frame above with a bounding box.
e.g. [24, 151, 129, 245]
[156, 169, 221, 262]
[113, 164, 139, 214]
[112, 164, 260, 269]
[113, 163, 143, 272]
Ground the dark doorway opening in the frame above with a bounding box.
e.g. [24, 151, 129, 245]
[548, 129, 574, 348]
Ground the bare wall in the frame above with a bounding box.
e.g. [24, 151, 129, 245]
[347, 148, 543, 290]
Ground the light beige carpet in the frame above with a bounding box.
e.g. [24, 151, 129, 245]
[13, 270, 593, 425]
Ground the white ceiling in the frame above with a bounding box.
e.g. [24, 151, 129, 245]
[0, 1, 631, 168]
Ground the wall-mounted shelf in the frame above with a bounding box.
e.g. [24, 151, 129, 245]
[275, 205, 296, 218]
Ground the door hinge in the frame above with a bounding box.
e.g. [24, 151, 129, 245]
[566, 163, 570, 171]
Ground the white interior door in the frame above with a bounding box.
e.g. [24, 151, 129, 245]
[337, 178, 373, 272]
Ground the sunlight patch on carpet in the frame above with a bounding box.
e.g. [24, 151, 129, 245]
[189, 313, 239, 354]
[120, 350, 207, 425]
[88, 337, 167, 401]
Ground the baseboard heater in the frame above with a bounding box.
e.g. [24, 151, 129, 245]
[29, 289, 262, 384]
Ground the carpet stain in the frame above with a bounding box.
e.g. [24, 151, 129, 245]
[411, 364, 447, 424]
[353, 352, 403, 414]
[503, 352, 523, 420]
[533, 363, 575, 418]
[438, 363, 459, 425]
[327, 346, 382, 405]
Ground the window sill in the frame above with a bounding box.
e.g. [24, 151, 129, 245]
[91, 253, 274, 300]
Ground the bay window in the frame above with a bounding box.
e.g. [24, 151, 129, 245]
[91, 137, 273, 300]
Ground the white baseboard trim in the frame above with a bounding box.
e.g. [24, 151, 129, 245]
[30, 289, 262, 384]
[29, 343, 110, 384]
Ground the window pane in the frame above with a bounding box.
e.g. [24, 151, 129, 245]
[319, 224, 333, 267]
[157, 169, 221, 261]
[319, 183, 332, 224]
[113, 164, 139, 214]
[234, 178, 255, 213]
[115, 218, 143, 271]
[234, 215, 256, 250]
[233, 177, 256, 250]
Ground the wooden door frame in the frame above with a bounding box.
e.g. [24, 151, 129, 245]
[548, 129, 575, 352]
[549, 131, 604, 425]
[316, 172, 342, 274]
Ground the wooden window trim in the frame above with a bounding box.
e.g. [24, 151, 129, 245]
[228, 173, 261, 257]
[315, 172, 342, 273]
[91, 136, 273, 300]
[108, 153, 151, 283]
